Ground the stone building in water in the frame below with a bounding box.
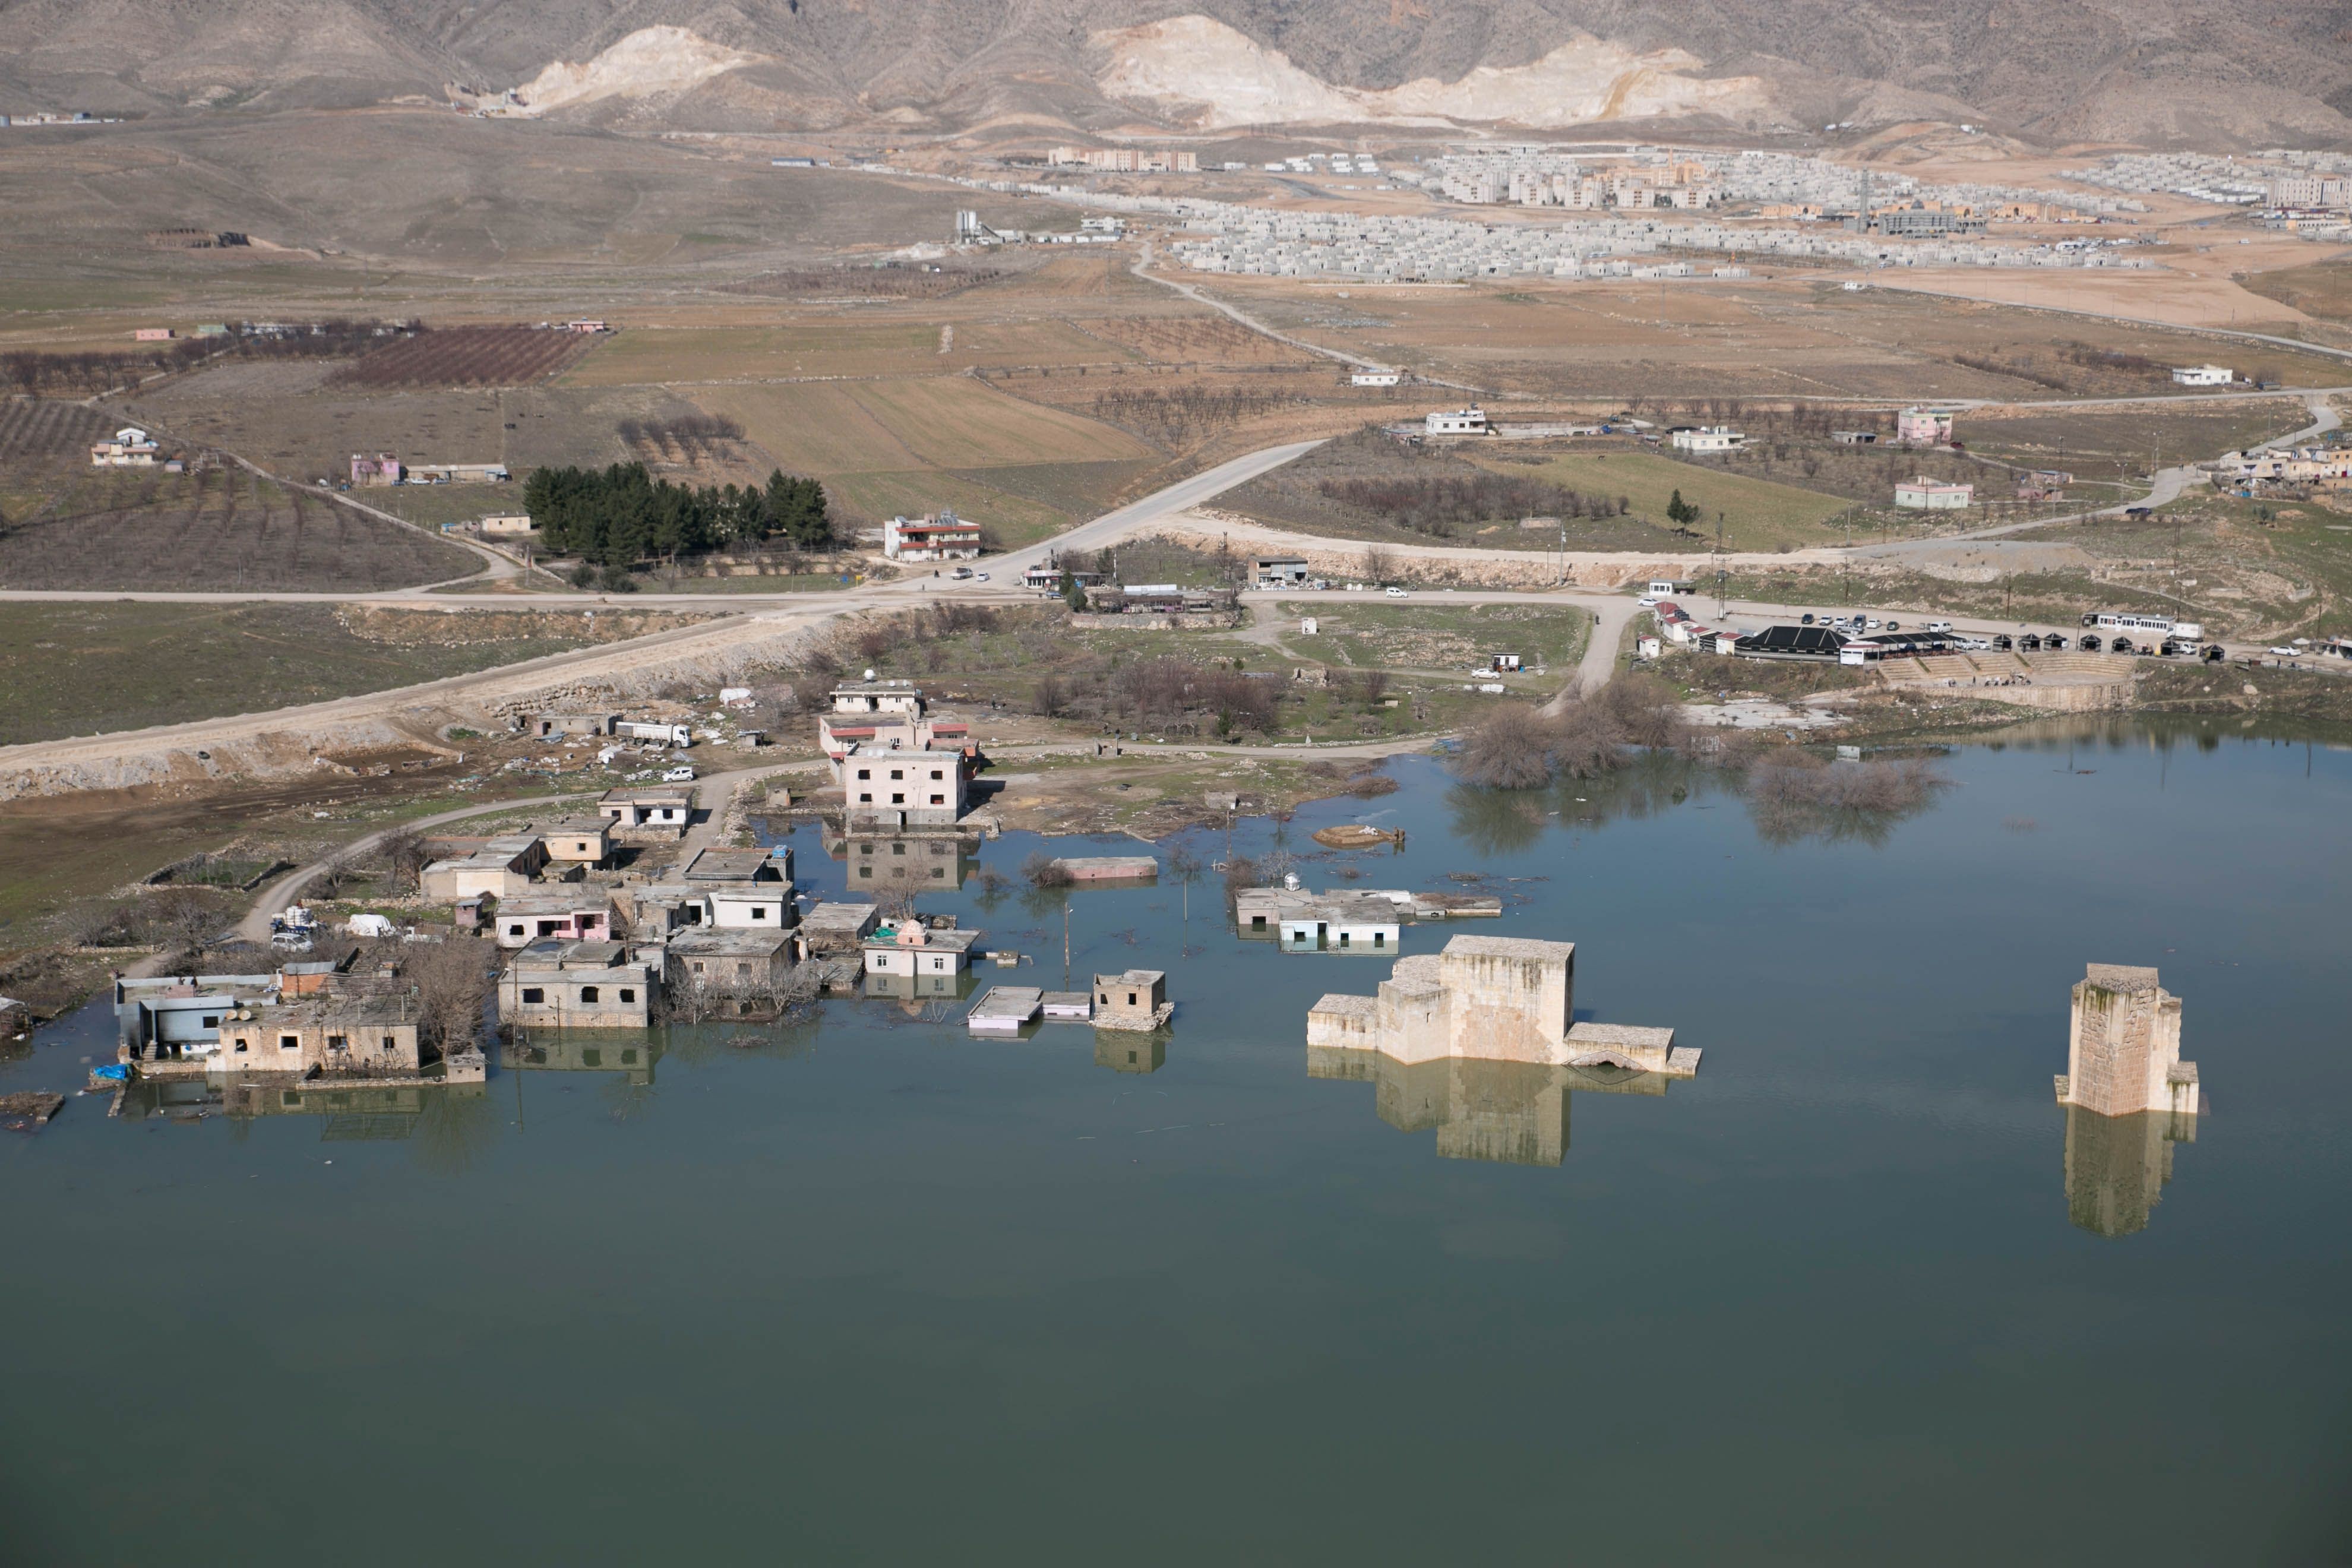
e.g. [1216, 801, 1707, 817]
[2054, 964, 2205, 1238]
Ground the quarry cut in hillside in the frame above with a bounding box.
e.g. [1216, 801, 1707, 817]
[507, 26, 767, 115]
[1095, 15, 1769, 131]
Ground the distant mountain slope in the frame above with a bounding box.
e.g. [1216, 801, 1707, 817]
[1, 0, 2345, 147]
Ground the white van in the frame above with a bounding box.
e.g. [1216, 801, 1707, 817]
[662, 766, 697, 783]
[1925, 620, 1954, 633]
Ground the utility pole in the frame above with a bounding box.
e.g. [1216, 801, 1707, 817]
[1062, 902, 1071, 991]
[1715, 510, 1726, 619]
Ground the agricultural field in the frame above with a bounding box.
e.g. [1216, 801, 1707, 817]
[0, 603, 700, 747]
[2239, 260, 2352, 328]
[1073, 314, 1316, 365]
[333, 325, 592, 389]
[1955, 399, 2316, 482]
[1200, 274, 2352, 402]
[563, 318, 1127, 385]
[0, 464, 480, 591]
[0, 399, 113, 516]
[124, 383, 512, 484]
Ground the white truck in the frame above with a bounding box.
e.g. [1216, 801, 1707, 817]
[618, 720, 693, 748]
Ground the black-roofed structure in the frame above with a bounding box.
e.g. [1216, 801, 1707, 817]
[1733, 625, 1848, 660]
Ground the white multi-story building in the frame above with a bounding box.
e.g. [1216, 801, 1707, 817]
[1670, 426, 1745, 454]
[883, 510, 983, 561]
[1424, 407, 1489, 435]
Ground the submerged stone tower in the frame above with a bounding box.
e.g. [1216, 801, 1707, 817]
[2054, 964, 2203, 1238]
[2055, 964, 2199, 1118]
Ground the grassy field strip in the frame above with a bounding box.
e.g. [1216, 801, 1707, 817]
[1469, 450, 1850, 547]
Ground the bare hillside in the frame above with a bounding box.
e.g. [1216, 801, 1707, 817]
[0, 0, 2346, 147]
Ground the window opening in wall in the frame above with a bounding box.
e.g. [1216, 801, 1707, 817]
[580, 987, 599, 1003]
[521, 988, 543, 1004]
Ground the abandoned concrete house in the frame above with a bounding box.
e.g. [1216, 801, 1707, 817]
[491, 889, 614, 950]
[1093, 969, 1171, 1031]
[497, 941, 653, 1029]
[419, 833, 549, 902]
[599, 785, 694, 837]
[670, 927, 796, 994]
[862, 918, 981, 980]
[213, 998, 423, 1077]
[542, 817, 614, 867]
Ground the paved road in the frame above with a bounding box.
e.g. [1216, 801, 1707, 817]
[233, 791, 592, 944]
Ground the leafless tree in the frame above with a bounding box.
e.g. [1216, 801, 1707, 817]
[403, 939, 494, 1055]
[1455, 704, 1560, 789]
[1361, 545, 1396, 583]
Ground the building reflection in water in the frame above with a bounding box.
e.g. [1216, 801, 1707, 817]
[2062, 1105, 2198, 1239]
[1096, 1033, 1165, 1075]
[1309, 1047, 1681, 1166]
[2054, 964, 2204, 1238]
[502, 1035, 659, 1085]
[828, 826, 978, 892]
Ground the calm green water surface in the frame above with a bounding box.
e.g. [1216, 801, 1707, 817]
[3, 722, 2347, 1565]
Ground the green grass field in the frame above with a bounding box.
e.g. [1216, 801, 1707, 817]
[1472, 450, 1850, 548]
[0, 603, 619, 747]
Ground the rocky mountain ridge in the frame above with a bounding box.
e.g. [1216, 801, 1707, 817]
[1, 0, 2348, 148]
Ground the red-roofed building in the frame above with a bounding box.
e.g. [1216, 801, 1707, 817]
[883, 510, 983, 562]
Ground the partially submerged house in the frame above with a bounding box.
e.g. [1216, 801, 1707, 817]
[862, 918, 981, 982]
[1093, 970, 1171, 1031]
[497, 941, 653, 1029]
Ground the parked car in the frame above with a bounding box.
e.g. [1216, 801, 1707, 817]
[2123, 505, 2152, 519]
[1384, 586, 1409, 598]
[1637, 596, 1660, 608]
[1926, 620, 1953, 633]
[975, 572, 990, 581]
[1800, 612, 1815, 625]
[1886, 621, 1902, 632]
[1866, 618, 1883, 630]
[2269, 645, 2300, 657]
[662, 766, 697, 782]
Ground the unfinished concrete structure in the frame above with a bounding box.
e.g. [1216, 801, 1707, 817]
[1093, 969, 1170, 1031]
[497, 941, 653, 1030]
[2056, 964, 2201, 1119]
[1306, 936, 1697, 1075]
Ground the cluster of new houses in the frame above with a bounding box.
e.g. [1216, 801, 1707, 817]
[1047, 146, 1198, 173]
[874, 165, 2161, 281]
[1429, 147, 2130, 221]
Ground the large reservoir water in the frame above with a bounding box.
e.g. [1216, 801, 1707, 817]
[4, 722, 2346, 1565]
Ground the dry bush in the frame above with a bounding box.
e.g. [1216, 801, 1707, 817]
[1032, 674, 1070, 717]
[1022, 852, 1072, 888]
[1455, 704, 1561, 789]
[1744, 751, 1949, 845]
